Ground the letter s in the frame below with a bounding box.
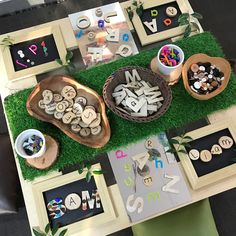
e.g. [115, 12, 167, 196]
[126, 194, 144, 214]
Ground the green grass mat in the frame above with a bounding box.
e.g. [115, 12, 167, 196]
[5, 32, 236, 180]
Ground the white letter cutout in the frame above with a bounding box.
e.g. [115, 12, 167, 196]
[88, 47, 103, 62]
[77, 15, 91, 29]
[125, 69, 141, 83]
[106, 28, 119, 42]
[131, 152, 150, 170]
[116, 45, 132, 57]
[143, 19, 157, 33]
[126, 194, 144, 214]
[162, 174, 180, 194]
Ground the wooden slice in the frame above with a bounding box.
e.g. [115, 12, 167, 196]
[150, 57, 181, 85]
[26, 135, 58, 170]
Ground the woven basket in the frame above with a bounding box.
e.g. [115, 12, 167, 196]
[103, 66, 172, 123]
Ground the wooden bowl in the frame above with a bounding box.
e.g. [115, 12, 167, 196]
[182, 54, 231, 100]
[103, 66, 172, 123]
[26, 75, 111, 148]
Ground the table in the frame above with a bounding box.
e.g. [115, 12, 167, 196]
[1, 12, 236, 236]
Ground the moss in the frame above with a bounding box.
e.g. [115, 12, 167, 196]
[4, 32, 236, 180]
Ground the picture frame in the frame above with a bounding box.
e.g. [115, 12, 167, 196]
[32, 163, 116, 234]
[131, 0, 190, 46]
[2, 25, 67, 81]
[174, 120, 236, 190]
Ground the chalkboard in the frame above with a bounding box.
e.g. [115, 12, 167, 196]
[43, 176, 104, 228]
[186, 128, 236, 177]
[10, 34, 60, 72]
[140, 1, 181, 36]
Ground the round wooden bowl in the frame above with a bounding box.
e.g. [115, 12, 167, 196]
[26, 75, 111, 148]
[182, 53, 231, 100]
[103, 66, 172, 123]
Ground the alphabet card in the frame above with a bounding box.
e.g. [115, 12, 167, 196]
[129, 0, 193, 46]
[108, 132, 191, 223]
[68, 2, 138, 68]
[32, 164, 116, 234]
[174, 120, 236, 190]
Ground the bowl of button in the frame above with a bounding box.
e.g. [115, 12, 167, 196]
[182, 53, 231, 100]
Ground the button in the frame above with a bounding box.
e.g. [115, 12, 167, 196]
[91, 125, 101, 135]
[191, 64, 199, 73]
[200, 150, 212, 162]
[199, 66, 205, 72]
[81, 108, 97, 125]
[65, 193, 81, 210]
[166, 6, 177, 17]
[188, 149, 200, 160]
[80, 127, 91, 137]
[194, 81, 201, 89]
[218, 136, 233, 149]
[61, 86, 77, 100]
[211, 144, 222, 155]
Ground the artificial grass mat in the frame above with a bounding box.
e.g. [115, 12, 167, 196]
[4, 32, 236, 181]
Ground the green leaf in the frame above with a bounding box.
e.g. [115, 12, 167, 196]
[86, 171, 92, 182]
[166, 148, 176, 153]
[179, 18, 189, 26]
[86, 162, 92, 171]
[55, 59, 63, 65]
[66, 51, 73, 61]
[78, 163, 84, 174]
[181, 142, 191, 148]
[136, 5, 143, 16]
[32, 229, 46, 236]
[169, 139, 180, 144]
[132, 0, 138, 6]
[127, 9, 134, 20]
[191, 12, 203, 20]
[178, 149, 188, 154]
[183, 136, 193, 141]
[44, 223, 50, 234]
[52, 224, 59, 236]
[59, 229, 68, 236]
[183, 24, 191, 38]
[178, 13, 189, 23]
[92, 170, 103, 175]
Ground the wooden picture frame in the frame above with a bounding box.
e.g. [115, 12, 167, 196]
[173, 120, 236, 190]
[32, 163, 116, 234]
[131, 0, 189, 46]
[2, 25, 67, 81]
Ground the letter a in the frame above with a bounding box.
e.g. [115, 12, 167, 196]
[143, 19, 157, 33]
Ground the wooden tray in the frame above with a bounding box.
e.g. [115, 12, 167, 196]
[103, 66, 172, 123]
[26, 75, 111, 148]
[182, 53, 231, 100]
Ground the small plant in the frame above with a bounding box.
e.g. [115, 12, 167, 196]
[33, 223, 67, 236]
[178, 12, 203, 38]
[0, 35, 14, 50]
[78, 162, 103, 182]
[126, 0, 144, 20]
[56, 51, 76, 75]
[166, 132, 193, 154]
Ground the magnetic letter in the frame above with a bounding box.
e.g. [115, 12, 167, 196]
[126, 194, 144, 214]
[155, 159, 164, 169]
[151, 9, 158, 17]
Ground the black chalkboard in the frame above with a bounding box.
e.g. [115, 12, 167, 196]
[185, 128, 236, 177]
[10, 34, 60, 72]
[43, 176, 104, 228]
[140, 1, 181, 36]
